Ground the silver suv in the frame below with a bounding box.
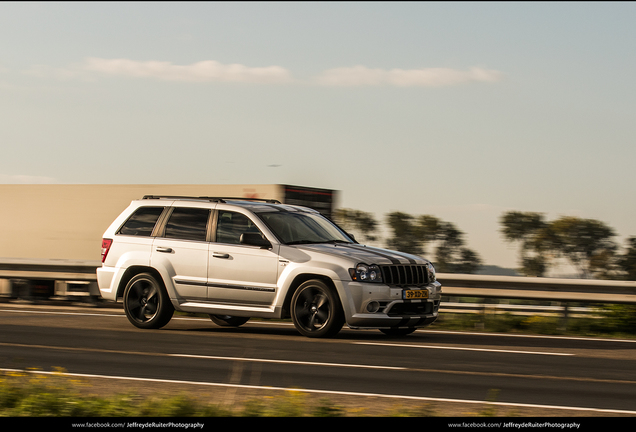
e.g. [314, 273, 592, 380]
[97, 196, 441, 338]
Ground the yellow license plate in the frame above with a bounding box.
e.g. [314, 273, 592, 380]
[403, 290, 429, 300]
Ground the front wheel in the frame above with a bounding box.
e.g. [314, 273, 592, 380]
[291, 279, 344, 338]
[123, 273, 173, 329]
[209, 315, 250, 327]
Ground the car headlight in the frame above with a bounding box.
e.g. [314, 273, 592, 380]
[349, 263, 383, 283]
[426, 262, 436, 283]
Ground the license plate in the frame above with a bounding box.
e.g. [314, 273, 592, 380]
[403, 289, 429, 300]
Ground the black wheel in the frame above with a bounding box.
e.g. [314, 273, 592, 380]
[209, 315, 250, 327]
[291, 279, 344, 338]
[380, 327, 417, 336]
[123, 273, 173, 329]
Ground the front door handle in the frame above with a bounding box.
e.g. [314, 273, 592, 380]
[212, 252, 230, 259]
[156, 247, 173, 253]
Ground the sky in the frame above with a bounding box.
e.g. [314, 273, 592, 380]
[1, 2, 635, 270]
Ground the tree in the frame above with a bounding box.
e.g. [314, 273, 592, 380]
[385, 212, 424, 256]
[432, 221, 466, 272]
[616, 237, 636, 281]
[499, 211, 551, 276]
[500, 211, 618, 279]
[454, 248, 484, 275]
[332, 208, 379, 244]
[386, 212, 482, 274]
[548, 216, 616, 279]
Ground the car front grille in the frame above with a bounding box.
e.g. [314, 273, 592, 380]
[380, 265, 429, 287]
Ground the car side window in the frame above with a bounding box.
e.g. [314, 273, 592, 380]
[216, 211, 262, 245]
[164, 207, 210, 242]
[118, 207, 165, 236]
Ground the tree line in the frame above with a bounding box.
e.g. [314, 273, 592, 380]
[333, 209, 482, 274]
[333, 208, 636, 280]
[500, 211, 635, 280]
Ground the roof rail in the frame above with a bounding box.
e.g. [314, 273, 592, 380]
[141, 195, 281, 204]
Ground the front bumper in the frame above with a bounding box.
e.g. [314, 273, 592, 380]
[343, 280, 442, 329]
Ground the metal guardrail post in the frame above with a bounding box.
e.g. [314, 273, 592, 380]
[559, 302, 570, 331]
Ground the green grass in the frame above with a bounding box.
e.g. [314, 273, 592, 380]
[0, 369, 439, 417]
[431, 303, 636, 339]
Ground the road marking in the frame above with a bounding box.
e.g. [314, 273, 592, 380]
[0, 308, 124, 318]
[1, 341, 633, 385]
[2, 367, 636, 416]
[0, 341, 403, 371]
[168, 353, 405, 370]
[354, 341, 574, 356]
[3, 307, 636, 344]
[0, 308, 280, 323]
[424, 329, 636, 344]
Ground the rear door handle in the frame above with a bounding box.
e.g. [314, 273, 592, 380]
[156, 247, 173, 253]
[212, 252, 230, 259]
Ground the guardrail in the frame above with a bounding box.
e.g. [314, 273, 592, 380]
[440, 302, 602, 318]
[437, 273, 636, 304]
[0, 258, 101, 281]
[1, 258, 636, 305]
[0, 258, 101, 300]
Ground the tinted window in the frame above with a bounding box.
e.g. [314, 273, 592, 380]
[216, 211, 262, 245]
[164, 207, 210, 241]
[119, 207, 164, 236]
[258, 211, 351, 245]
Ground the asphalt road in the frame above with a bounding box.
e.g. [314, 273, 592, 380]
[1, 301, 636, 416]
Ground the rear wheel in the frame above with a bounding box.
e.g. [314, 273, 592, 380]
[123, 273, 173, 329]
[291, 279, 344, 338]
[209, 315, 250, 327]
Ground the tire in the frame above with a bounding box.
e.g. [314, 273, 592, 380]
[123, 272, 174, 329]
[209, 315, 250, 327]
[291, 279, 344, 338]
[380, 327, 417, 336]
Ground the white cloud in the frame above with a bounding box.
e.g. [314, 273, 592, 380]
[314, 66, 503, 87]
[81, 57, 293, 84]
[22, 58, 503, 88]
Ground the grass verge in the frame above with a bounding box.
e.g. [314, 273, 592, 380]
[0, 369, 441, 417]
[431, 303, 636, 339]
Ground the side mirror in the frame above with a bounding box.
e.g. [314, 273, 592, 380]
[240, 232, 272, 249]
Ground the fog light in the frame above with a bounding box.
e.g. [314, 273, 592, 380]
[366, 301, 380, 313]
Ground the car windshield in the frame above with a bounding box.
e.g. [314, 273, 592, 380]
[257, 211, 353, 245]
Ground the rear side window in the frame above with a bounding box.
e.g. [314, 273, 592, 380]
[118, 207, 165, 236]
[164, 207, 210, 242]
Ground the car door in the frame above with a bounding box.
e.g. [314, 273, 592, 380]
[151, 206, 212, 301]
[207, 209, 279, 306]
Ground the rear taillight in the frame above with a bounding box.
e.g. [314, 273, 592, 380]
[101, 238, 113, 263]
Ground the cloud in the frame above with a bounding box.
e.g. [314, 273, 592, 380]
[22, 58, 503, 88]
[80, 57, 293, 84]
[314, 66, 503, 87]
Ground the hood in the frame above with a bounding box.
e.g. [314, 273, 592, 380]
[295, 243, 429, 266]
